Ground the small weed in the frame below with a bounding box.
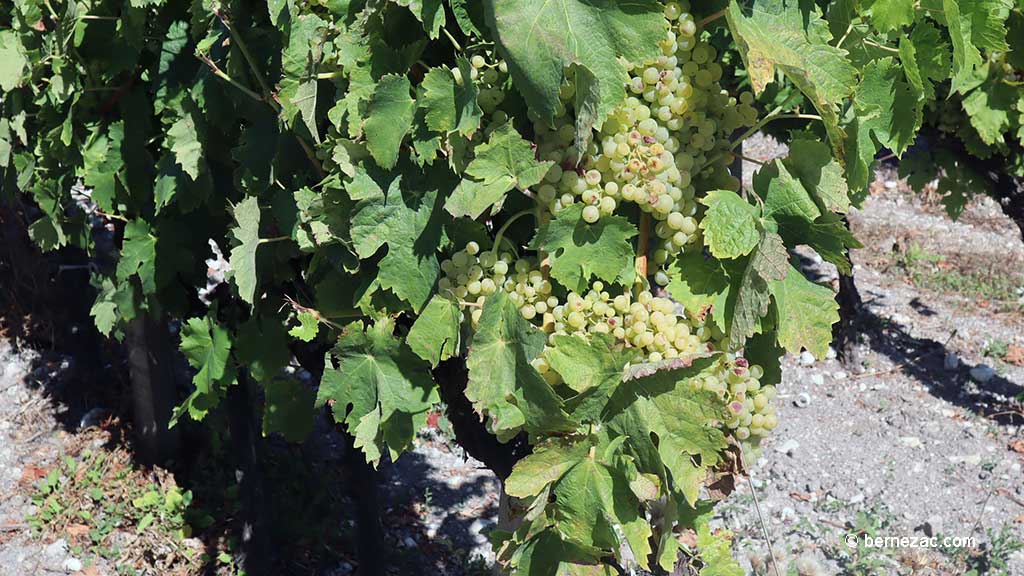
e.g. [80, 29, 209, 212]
[26, 444, 203, 573]
[942, 526, 1024, 576]
[983, 340, 1010, 360]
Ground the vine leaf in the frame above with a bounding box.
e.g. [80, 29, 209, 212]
[317, 320, 439, 465]
[484, 0, 666, 136]
[505, 438, 653, 570]
[546, 333, 634, 422]
[288, 311, 320, 342]
[865, 0, 915, 33]
[699, 190, 760, 259]
[175, 314, 234, 424]
[769, 263, 839, 359]
[229, 196, 262, 306]
[445, 122, 552, 219]
[167, 113, 203, 180]
[418, 59, 481, 137]
[407, 295, 462, 367]
[943, 0, 1012, 93]
[603, 356, 729, 506]
[530, 204, 637, 293]
[116, 220, 158, 295]
[726, 229, 789, 349]
[666, 252, 731, 331]
[465, 292, 575, 442]
[350, 170, 444, 311]
[0, 31, 27, 91]
[363, 75, 416, 169]
[726, 0, 856, 158]
[394, 0, 446, 39]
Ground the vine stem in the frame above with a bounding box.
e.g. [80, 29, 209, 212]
[698, 8, 727, 27]
[442, 27, 463, 52]
[493, 209, 533, 253]
[635, 211, 651, 280]
[214, 9, 326, 180]
[215, 10, 278, 111]
[729, 113, 822, 152]
[198, 54, 265, 103]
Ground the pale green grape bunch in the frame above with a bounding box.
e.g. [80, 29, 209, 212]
[438, 242, 557, 327]
[696, 358, 779, 445]
[531, 2, 759, 280]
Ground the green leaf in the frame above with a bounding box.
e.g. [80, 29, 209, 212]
[363, 75, 416, 169]
[666, 252, 731, 329]
[229, 197, 262, 306]
[545, 333, 634, 422]
[944, 0, 1012, 93]
[857, 57, 921, 155]
[769, 264, 838, 358]
[961, 67, 1018, 145]
[530, 204, 636, 293]
[782, 137, 851, 214]
[699, 190, 760, 259]
[167, 113, 203, 180]
[445, 123, 553, 219]
[603, 357, 728, 505]
[289, 311, 320, 342]
[505, 440, 590, 498]
[465, 292, 575, 441]
[485, 0, 666, 132]
[866, 0, 915, 32]
[418, 60, 482, 137]
[91, 301, 119, 337]
[726, 230, 789, 349]
[0, 31, 28, 92]
[177, 314, 234, 422]
[263, 378, 315, 442]
[317, 320, 439, 465]
[551, 454, 653, 566]
[726, 0, 856, 157]
[695, 519, 744, 576]
[116, 220, 158, 295]
[350, 169, 445, 311]
[406, 295, 462, 367]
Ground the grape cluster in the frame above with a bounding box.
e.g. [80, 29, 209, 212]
[697, 358, 778, 441]
[452, 52, 510, 116]
[532, 2, 759, 280]
[438, 242, 554, 327]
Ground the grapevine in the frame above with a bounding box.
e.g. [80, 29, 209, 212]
[1, 0, 1014, 574]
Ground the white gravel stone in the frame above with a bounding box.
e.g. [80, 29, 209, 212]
[799, 351, 816, 366]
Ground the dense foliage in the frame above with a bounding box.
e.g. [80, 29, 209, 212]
[0, 0, 1016, 573]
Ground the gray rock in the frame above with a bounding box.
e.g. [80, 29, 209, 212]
[969, 364, 996, 383]
[775, 439, 800, 456]
[944, 352, 960, 371]
[799, 351, 816, 366]
[63, 558, 82, 573]
[794, 393, 811, 408]
[810, 374, 825, 386]
[849, 494, 865, 505]
[833, 371, 848, 380]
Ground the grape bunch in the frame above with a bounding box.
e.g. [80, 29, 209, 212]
[438, 242, 556, 327]
[532, 2, 759, 282]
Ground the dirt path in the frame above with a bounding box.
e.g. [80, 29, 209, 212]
[717, 137, 1024, 575]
